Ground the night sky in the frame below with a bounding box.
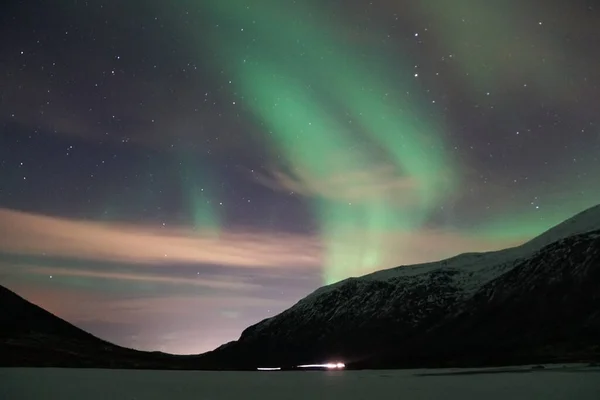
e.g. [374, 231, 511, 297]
[1, 0, 599, 354]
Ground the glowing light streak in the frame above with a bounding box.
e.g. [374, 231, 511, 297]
[297, 363, 345, 369]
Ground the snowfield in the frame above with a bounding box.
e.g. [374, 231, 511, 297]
[1, 365, 599, 400]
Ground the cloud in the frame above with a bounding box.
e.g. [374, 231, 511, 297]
[15, 266, 257, 291]
[0, 208, 322, 269]
[0, 207, 529, 281]
[255, 163, 427, 206]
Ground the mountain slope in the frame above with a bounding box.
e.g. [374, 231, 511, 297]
[201, 205, 600, 369]
[0, 285, 196, 368]
[362, 229, 600, 368]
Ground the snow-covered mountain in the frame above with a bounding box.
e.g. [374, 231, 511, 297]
[201, 204, 600, 369]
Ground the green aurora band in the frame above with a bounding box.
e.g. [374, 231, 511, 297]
[179, 155, 222, 236]
[185, 0, 456, 283]
[152, 0, 598, 284]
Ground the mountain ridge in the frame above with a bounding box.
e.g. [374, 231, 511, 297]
[0, 285, 202, 369]
[308, 203, 600, 298]
[200, 205, 600, 368]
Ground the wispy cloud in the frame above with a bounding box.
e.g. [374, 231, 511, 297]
[0, 208, 321, 268]
[18, 266, 258, 291]
[254, 161, 438, 208]
[0, 207, 528, 280]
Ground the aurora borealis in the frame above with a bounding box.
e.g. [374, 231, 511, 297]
[1, 0, 599, 354]
[190, 0, 452, 283]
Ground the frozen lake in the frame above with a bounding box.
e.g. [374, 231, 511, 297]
[1, 365, 599, 399]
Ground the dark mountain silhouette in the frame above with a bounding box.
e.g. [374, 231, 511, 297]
[0, 285, 198, 369]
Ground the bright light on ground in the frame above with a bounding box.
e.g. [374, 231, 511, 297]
[257, 362, 345, 371]
[298, 363, 345, 369]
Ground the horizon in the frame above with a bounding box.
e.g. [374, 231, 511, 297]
[1, 0, 599, 355]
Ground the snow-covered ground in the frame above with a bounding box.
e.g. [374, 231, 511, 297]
[1, 365, 599, 399]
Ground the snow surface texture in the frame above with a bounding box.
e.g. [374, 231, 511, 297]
[1, 366, 599, 400]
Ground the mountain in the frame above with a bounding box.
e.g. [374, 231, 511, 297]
[0, 285, 199, 369]
[200, 205, 600, 369]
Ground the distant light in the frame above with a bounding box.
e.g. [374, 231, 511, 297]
[297, 362, 345, 369]
[257, 367, 281, 371]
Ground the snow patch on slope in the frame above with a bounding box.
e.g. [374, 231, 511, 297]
[306, 204, 600, 301]
[522, 204, 600, 251]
